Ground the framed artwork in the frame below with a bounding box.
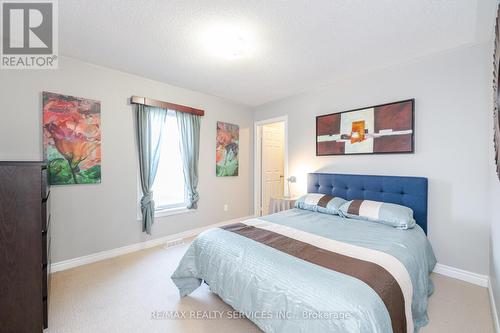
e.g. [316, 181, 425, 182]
[316, 99, 414, 156]
[216, 121, 239, 176]
[43, 92, 101, 185]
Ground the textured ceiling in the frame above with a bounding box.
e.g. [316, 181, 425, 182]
[59, 0, 497, 106]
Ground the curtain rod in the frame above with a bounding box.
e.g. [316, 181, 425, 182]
[130, 96, 205, 116]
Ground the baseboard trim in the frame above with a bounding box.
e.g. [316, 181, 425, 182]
[433, 263, 489, 288]
[489, 279, 500, 333]
[51, 215, 255, 273]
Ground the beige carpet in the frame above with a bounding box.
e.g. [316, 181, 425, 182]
[48, 240, 495, 333]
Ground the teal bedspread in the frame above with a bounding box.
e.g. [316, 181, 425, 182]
[172, 209, 436, 333]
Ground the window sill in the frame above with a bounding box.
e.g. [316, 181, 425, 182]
[155, 206, 195, 218]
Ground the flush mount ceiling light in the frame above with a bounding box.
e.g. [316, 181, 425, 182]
[201, 24, 254, 60]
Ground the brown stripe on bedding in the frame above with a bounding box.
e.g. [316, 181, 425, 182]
[221, 222, 407, 333]
[347, 199, 363, 215]
[317, 195, 334, 208]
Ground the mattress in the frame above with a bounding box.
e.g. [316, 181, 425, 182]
[172, 208, 436, 333]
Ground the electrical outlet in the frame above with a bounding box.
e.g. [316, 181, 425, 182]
[224, 204, 229, 212]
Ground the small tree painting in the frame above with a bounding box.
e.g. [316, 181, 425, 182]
[43, 92, 101, 185]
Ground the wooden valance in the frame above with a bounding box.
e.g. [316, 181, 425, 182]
[130, 96, 205, 116]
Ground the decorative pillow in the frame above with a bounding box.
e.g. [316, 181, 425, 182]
[339, 200, 416, 229]
[295, 193, 347, 215]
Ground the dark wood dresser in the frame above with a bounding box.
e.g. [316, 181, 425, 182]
[0, 161, 51, 332]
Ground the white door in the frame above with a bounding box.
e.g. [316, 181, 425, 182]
[261, 122, 285, 215]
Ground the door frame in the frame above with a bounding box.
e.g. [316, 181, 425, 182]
[254, 115, 288, 216]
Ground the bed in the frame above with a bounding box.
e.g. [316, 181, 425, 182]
[172, 173, 436, 333]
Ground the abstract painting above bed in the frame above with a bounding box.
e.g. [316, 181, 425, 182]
[316, 99, 414, 155]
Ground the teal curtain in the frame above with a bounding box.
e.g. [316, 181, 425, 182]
[136, 105, 167, 234]
[176, 112, 201, 209]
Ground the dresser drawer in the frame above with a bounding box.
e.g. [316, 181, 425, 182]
[43, 298, 48, 329]
[47, 240, 52, 289]
[42, 260, 51, 330]
[42, 216, 51, 263]
[42, 265, 48, 299]
[42, 233, 47, 265]
[42, 200, 50, 232]
[42, 166, 49, 199]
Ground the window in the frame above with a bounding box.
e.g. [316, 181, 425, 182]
[151, 110, 187, 211]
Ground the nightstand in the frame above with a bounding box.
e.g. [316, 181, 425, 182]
[268, 196, 300, 214]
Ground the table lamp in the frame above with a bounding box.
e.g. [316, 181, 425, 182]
[285, 176, 297, 198]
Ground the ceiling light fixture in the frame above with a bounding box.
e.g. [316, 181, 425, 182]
[201, 24, 254, 60]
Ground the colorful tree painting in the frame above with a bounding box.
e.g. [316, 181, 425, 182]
[43, 92, 101, 185]
[216, 121, 239, 177]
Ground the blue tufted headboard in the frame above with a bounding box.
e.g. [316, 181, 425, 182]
[307, 173, 428, 234]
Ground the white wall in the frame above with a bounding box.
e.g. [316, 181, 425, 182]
[254, 43, 492, 275]
[0, 56, 253, 263]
